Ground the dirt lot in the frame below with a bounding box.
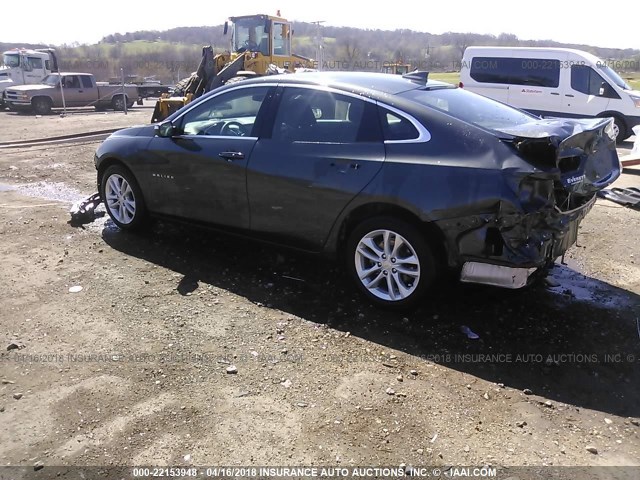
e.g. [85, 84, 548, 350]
[0, 109, 639, 479]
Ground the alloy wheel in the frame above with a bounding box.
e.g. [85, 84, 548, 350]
[354, 229, 421, 302]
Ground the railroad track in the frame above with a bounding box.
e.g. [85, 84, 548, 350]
[0, 129, 120, 149]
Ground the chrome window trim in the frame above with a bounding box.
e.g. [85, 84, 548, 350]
[172, 81, 431, 144]
[178, 134, 259, 141]
[377, 103, 431, 144]
[172, 83, 279, 125]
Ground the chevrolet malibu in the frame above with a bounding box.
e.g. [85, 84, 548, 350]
[94, 71, 620, 308]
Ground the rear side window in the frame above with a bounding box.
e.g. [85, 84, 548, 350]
[470, 57, 560, 88]
[81, 76, 93, 88]
[378, 108, 419, 141]
[571, 65, 606, 95]
[272, 87, 381, 143]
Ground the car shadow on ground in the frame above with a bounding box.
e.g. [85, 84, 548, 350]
[102, 220, 640, 419]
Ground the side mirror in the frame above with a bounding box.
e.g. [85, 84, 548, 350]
[223, 21, 228, 35]
[599, 82, 614, 98]
[599, 83, 606, 96]
[155, 122, 177, 138]
[264, 20, 271, 34]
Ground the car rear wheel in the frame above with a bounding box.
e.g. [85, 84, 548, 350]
[346, 217, 437, 309]
[101, 165, 147, 230]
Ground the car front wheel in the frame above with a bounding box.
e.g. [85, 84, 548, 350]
[346, 217, 437, 309]
[101, 165, 147, 230]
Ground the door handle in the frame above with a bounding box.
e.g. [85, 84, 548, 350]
[330, 161, 360, 172]
[565, 94, 575, 98]
[219, 151, 245, 161]
[550, 92, 560, 96]
[78, 90, 84, 93]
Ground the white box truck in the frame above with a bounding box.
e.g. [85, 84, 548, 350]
[460, 47, 640, 141]
[0, 48, 58, 107]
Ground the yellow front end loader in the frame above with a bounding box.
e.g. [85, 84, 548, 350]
[151, 13, 314, 123]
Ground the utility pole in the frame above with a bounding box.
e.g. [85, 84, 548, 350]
[311, 20, 325, 70]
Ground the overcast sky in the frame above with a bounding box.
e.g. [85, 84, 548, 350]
[4, 0, 639, 50]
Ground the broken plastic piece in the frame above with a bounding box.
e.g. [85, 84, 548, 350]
[69, 192, 102, 225]
[461, 326, 480, 340]
[461, 262, 537, 289]
[597, 187, 640, 210]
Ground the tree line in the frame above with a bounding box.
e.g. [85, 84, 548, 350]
[2, 23, 639, 85]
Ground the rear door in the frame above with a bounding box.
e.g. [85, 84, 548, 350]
[246, 85, 385, 250]
[79, 75, 99, 106]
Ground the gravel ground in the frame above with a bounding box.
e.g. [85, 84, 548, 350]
[0, 112, 638, 479]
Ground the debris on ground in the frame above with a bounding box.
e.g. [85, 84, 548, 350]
[69, 192, 102, 225]
[597, 187, 640, 209]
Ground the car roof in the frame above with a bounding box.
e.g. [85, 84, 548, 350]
[52, 72, 92, 76]
[237, 71, 452, 97]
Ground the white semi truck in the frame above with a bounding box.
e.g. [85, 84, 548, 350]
[0, 48, 58, 106]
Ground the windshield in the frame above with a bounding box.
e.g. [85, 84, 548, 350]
[597, 65, 631, 91]
[2, 53, 20, 68]
[401, 86, 537, 134]
[41, 74, 60, 86]
[233, 17, 268, 54]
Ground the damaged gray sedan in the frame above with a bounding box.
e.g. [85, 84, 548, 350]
[94, 71, 621, 308]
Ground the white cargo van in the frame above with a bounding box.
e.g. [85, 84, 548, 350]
[460, 47, 640, 141]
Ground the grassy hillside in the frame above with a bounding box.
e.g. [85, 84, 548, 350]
[3, 25, 639, 85]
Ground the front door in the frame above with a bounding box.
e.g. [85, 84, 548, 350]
[61, 75, 83, 106]
[143, 85, 274, 228]
[564, 65, 613, 117]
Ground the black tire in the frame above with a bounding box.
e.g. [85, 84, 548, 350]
[32, 97, 52, 115]
[172, 75, 195, 97]
[111, 95, 126, 111]
[613, 116, 629, 143]
[100, 165, 148, 231]
[346, 217, 438, 310]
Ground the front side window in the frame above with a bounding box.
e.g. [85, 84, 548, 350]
[233, 17, 268, 54]
[571, 65, 607, 96]
[470, 57, 560, 88]
[180, 86, 270, 136]
[26, 57, 43, 70]
[272, 87, 379, 143]
[42, 75, 60, 86]
[63, 76, 80, 89]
